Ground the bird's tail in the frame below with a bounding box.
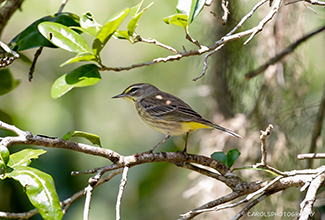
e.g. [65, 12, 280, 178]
[211, 123, 242, 139]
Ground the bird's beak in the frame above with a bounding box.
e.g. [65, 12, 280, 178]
[112, 93, 126, 99]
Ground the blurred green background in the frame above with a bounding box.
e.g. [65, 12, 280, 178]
[1, 0, 325, 219]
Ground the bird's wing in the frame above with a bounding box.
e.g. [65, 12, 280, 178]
[139, 91, 206, 121]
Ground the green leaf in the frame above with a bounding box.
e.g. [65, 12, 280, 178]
[130, 0, 144, 17]
[51, 64, 101, 98]
[127, 2, 154, 37]
[9, 12, 80, 51]
[60, 52, 98, 66]
[0, 69, 21, 96]
[6, 166, 63, 220]
[176, 0, 206, 24]
[211, 149, 241, 168]
[226, 149, 241, 168]
[163, 14, 188, 30]
[38, 22, 92, 54]
[8, 149, 46, 168]
[114, 30, 130, 40]
[78, 11, 102, 37]
[0, 145, 9, 169]
[211, 152, 227, 165]
[62, 131, 101, 146]
[93, 8, 130, 55]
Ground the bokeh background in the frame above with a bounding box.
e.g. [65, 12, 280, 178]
[0, 0, 325, 219]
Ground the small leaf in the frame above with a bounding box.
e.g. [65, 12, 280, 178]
[6, 166, 63, 220]
[127, 2, 154, 37]
[0, 69, 21, 96]
[51, 64, 101, 98]
[176, 0, 206, 24]
[93, 8, 130, 55]
[60, 52, 98, 66]
[8, 149, 46, 168]
[9, 12, 80, 51]
[130, 0, 143, 17]
[211, 149, 241, 168]
[79, 11, 102, 37]
[62, 131, 101, 146]
[114, 30, 131, 40]
[226, 149, 241, 168]
[163, 14, 188, 30]
[211, 152, 227, 164]
[38, 22, 92, 54]
[0, 144, 10, 168]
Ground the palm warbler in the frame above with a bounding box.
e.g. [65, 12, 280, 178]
[112, 83, 241, 152]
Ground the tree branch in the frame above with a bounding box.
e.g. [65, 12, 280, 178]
[245, 24, 325, 79]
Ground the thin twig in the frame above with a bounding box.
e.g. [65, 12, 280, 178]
[58, 0, 69, 13]
[298, 153, 325, 160]
[306, 84, 325, 168]
[192, 44, 224, 81]
[28, 47, 43, 81]
[138, 37, 179, 54]
[83, 185, 93, 220]
[256, 124, 273, 166]
[116, 165, 129, 220]
[232, 193, 270, 220]
[298, 172, 325, 220]
[226, 0, 269, 37]
[244, 0, 283, 45]
[245, 24, 325, 79]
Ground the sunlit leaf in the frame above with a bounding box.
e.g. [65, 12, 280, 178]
[6, 166, 63, 220]
[0, 69, 21, 96]
[0, 144, 9, 169]
[127, 2, 154, 37]
[8, 149, 46, 168]
[51, 64, 101, 99]
[9, 13, 80, 51]
[163, 14, 188, 30]
[78, 11, 102, 37]
[176, 0, 206, 24]
[60, 52, 98, 66]
[130, 0, 144, 17]
[38, 22, 92, 54]
[114, 30, 130, 40]
[62, 130, 101, 146]
[93, 8, 130, 55]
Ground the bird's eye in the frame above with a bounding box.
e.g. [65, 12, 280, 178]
[128, 87, 138, 93]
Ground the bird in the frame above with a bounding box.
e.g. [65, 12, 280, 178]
[112, 83, 241, 153]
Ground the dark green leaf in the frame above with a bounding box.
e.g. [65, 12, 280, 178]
[226, 149, 241, 168]
[93, 8, 130, 55]
[51, 64, 101, 98]
[163, 14, 188, 30]
[9, 12, 80, 51]
[211, 149, 241, 168]
[38, 22, 92, 54]
[8, 149, 46, 168]
[6, 166, 63, 220]
[0, 69, 21, 96]
[62, 131, 101, 146]
[0, 144, 10, 169]
[211, 152, 227, 164]
[60, 52, 98, 66]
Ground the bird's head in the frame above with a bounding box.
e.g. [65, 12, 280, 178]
[112, 83, 159, 102]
